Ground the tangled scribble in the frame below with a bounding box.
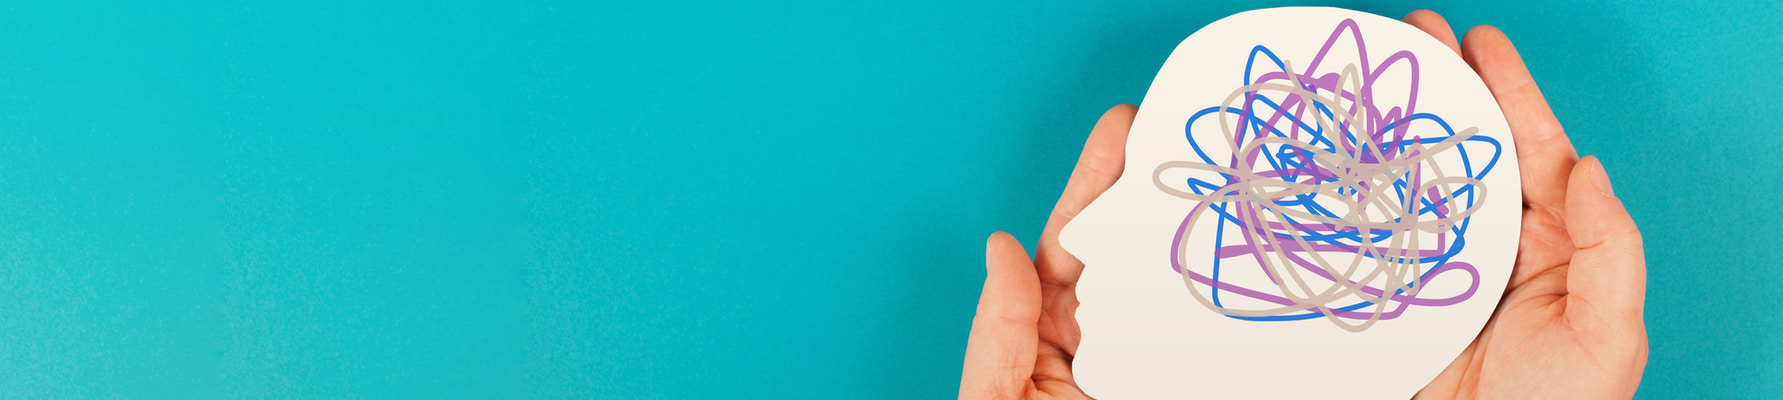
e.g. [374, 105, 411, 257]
[1153, 19, 1504, 332]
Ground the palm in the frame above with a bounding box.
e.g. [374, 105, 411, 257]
[962, 10, 1646, 400]
[1416, 202, 1649, 399]
[1401, 10, 1649, 400]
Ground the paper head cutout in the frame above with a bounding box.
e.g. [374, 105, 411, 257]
[1059, 7, 1521, 399]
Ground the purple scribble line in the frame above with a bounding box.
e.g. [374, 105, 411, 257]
[1170, 18, 1483, 322]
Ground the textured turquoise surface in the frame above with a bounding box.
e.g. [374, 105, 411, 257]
[0, 1, 1776, 398]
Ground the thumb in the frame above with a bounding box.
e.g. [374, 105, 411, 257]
[1561, 156, 1647, 326]
[961, 232, 1041, 399]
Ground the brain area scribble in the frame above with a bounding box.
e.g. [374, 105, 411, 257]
[1152, 19, 1504, 332]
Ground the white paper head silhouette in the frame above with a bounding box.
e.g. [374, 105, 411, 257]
[1059, 7, 1521, 399]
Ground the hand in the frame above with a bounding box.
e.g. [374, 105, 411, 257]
[959, 11, 1647, 400]
[959, 103, 1133, 399]
[1403, 10, 1648, 400]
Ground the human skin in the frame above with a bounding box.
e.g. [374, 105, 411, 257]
[958, 10, 1647, 400]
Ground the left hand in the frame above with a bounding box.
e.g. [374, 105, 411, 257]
[959, 104, 1135, 399]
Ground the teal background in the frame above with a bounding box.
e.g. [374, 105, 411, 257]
[0, 0, 1775, 398]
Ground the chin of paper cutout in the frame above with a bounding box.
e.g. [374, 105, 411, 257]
[1059, 7, 1521, 399]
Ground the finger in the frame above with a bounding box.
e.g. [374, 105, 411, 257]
[1031, 343, 1088, 396]
[1561, 157, 1646, 326]
[1403, 10, 1461, 55]
[1035, 104, 1137, 286]
[1461, 26, 1579, 212]
[961, 232, 1042, 399]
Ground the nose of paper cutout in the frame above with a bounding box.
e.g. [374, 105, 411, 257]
[1154, 18, 1503, 332]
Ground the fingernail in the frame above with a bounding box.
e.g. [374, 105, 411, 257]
[1591, 158, 1615, 198]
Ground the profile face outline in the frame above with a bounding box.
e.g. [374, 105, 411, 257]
[1058, 7, 1522, 399]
